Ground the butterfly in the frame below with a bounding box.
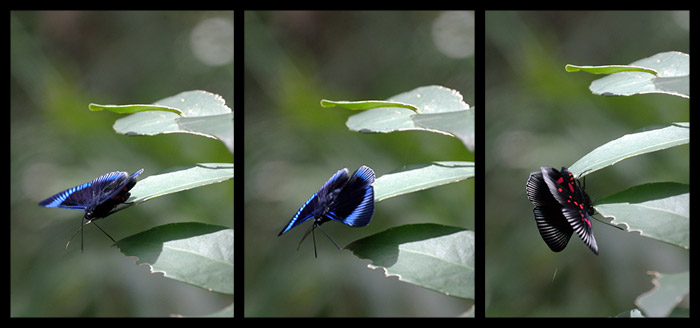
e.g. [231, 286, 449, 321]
[39, 169, 144, 252]
[278, 165, 375, 258]
[526, 166, 598, 255]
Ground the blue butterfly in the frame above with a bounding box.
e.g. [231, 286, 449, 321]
[278, 165, 375, 258]
[39, 169, 144, 251]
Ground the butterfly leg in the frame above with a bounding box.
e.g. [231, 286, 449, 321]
[92, 221, 116, 243]
[312, 227, 317, 259]
[314, 223, 341, 250]
[295, 219, 341, 258]
[65, 215, 116, 252]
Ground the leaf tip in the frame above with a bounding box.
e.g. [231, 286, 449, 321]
[564, 64, 581, 72]
[319, 99, 335, 108]
[88, 103, 104, 112]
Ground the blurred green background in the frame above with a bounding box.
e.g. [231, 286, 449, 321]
[11, 11, 233, 316]
[244, 11, 474, 316]
[484, 11, 689, 316]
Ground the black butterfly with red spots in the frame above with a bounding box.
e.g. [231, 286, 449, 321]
[526, 166, 598, 255]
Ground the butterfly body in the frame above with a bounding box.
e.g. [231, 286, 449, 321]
[526, 166, 598, 255]
[39, 169, 144, 250]
[279, 165, 375, 257]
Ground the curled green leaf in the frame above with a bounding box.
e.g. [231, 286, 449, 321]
[105, 90, 233, 153]
[328, 85, 474, 151]
[89, 103, 184, 115]
[320, 99, 418, 111]
[565, 64, 658, 76]
[569, 51, 689, 97]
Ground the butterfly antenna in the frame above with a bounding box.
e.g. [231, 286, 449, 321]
[297, 223, 319, 258]
[81, 217, 84, 253]
[577, 168, 593, 180]
[66, 216, 87, 252]
[297, 223, 315, 251]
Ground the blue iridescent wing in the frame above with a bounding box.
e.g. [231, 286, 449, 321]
[90, 169, 143, 205]
[39, 169, 144, 213]
[88, 169, 144, 219]
[278, 168, 350, 236]
[38, 181, 94, 210]
[39, 169, 144, 252]
[326, 165, 375, 227]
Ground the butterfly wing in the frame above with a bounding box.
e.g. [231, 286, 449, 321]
[39, 181, 94, 210]
[92, 169, 143, 203]
[526, 169, 573, 252]
[278, 192, 319, 236]
[39, 169, 143, 212]
[278, 168, 350, 236]
[88, 169, 144, 219]
[541, 167, 598, 255]
[90, 171, 129, 202]
[326, 165, 375, 227]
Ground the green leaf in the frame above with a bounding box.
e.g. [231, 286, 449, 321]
[572, 51, 689, 98]
[320, 99, 418, 111]
[565, 64, 658, 76]
[387, 85, 470, 114]
[89, 103, 184, 116]
[346, 224, 474, 299]
[346, 106, 417, 132]
[594, 182, 689, 249]
[71, 164, 232, 221]
[110, 90, 233, 153]
[635, 271, 689, 317]
[331, 85, 474, 151]
[128, 163, 233, 206]
[373, 161, 474, 202]
[116, 222, 233, 295]
[177, 113, 234, 153]
[413, 108, 475, 152]
[568, 123, 689, 178]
